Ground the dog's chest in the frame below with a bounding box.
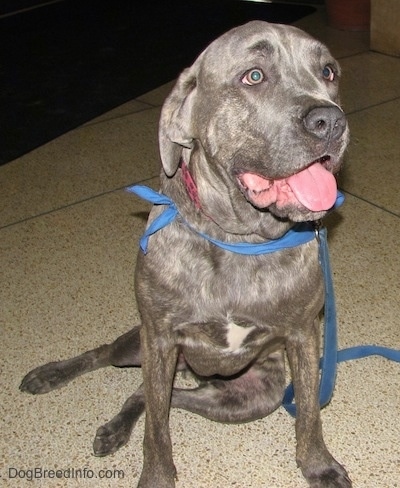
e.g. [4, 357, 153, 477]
[137, 226, 324, 376]
[145, 241, 324, 376]
[194, 246, 321, 320]
[225, 321, 255, 351]
[140, 235, 322, 322]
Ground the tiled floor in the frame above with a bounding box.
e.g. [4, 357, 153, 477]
[1, 7, 400, 488]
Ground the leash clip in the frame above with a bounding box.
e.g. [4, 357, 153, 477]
[314, 219, 322, 244]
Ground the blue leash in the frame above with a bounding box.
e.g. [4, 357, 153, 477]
[282, 226, 340, 417]
[127, 184, 400, 417]
[282, 226, 400, 417]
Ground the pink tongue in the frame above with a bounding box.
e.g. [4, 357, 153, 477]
[286, 163, 337, 211]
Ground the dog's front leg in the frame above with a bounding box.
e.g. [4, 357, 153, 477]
[137, 321, 178, 488]
[286, 318, 351, 488]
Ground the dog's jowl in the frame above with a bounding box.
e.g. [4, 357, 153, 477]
[21, 21, 351, 488]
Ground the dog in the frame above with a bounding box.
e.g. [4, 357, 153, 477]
[20, 21, 351, 487]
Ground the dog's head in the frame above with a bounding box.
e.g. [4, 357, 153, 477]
[159, 21, 349, 223]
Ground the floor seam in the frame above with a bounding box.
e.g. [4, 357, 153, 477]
[0, 175, 159, 232]
[346, 95, 400, 116]
[340, 188, 400, 219]
[337, 48, 370, 61]
[78, 103, 161, 129]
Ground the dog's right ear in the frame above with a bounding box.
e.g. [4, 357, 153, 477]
[159, 61, 200, 177]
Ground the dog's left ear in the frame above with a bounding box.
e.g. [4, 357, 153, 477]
[159, 59, 201, 177]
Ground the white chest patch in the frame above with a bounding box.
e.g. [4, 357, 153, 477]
[224, 321, 255, 353]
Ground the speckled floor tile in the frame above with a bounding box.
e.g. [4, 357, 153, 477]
[1, 187, 149, 487]
[339, 52, 400, 114]
[341, 99, 400, 215]
[0, 107, 161, 229]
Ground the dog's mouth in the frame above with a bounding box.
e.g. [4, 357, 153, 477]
[237, 156, 338, 212]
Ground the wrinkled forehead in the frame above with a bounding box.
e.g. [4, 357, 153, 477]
[200, 21, 333, 74]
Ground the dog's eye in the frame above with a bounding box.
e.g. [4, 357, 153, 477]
[322, 65, 336, 82]
[241, 68, 265, 85]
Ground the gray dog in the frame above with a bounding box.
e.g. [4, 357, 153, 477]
[21, 21, 351, 488]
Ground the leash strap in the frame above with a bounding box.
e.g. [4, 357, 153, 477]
[337, 345, 400, 363]
[282, 227, 400, 417]
[282, 227, 338, 417]
[127, 184, 400, 416]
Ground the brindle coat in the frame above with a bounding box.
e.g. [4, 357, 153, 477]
[21, 21, 351, 488]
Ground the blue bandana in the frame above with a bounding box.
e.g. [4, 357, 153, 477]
[126, 184, 345, 255]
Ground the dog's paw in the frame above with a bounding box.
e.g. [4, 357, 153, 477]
[93, 415, 132, 457]
[306, 465, 352, 488]
[19, 362, 73, 394]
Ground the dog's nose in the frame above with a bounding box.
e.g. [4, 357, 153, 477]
[303, 106, 346, 141]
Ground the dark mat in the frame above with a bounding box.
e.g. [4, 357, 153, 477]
[0, 0, 315, 165]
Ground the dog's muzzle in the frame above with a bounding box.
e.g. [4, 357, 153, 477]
[237, 158, 338, 212]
